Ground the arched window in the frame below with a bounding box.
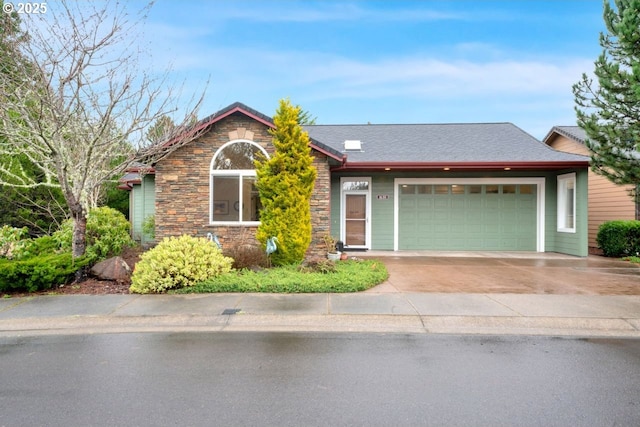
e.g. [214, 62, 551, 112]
[210, 140, 268, 223]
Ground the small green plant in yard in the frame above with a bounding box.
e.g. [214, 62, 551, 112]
[622, 256, 640, 264]
[172, 259, 388, 294]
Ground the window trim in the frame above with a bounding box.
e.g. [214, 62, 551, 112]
[557, 172, 576, 233]
[209, 139, 268, 225]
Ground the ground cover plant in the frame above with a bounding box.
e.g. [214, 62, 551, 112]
[171, 259, 388, 294]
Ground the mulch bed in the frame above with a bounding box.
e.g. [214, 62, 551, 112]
[2, 246, 143, 297]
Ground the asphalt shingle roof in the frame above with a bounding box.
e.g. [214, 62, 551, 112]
[305, 123, 588, 164]
[544, 126, 587, 144]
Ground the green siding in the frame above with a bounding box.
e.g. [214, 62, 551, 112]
[371, 175, 394, 250]
[331, 169, 589, 256]
[131, 174, 156, 244]
[544, 169, 588, 257]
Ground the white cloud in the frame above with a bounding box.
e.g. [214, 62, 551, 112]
[192, 47, 592, 99]
[209, 2, 467, 23]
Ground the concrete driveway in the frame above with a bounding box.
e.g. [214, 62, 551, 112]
[362, 252, 640, 295]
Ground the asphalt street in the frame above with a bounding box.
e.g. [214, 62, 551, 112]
[1, 332, 639, 427]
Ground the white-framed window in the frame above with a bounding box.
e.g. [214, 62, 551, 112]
[210, 140, 268, 224]
[557, 173, 576, 233]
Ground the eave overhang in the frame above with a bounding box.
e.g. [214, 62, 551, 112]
[118, 166, 156, 191]
[331, 160, 589, 172]
[542, 126, 586, 145]
[308, 137, 346, 162]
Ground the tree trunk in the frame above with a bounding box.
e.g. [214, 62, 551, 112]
[71, 206, 87, 259]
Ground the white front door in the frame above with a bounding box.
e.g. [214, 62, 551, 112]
[341, 178, 371, 249]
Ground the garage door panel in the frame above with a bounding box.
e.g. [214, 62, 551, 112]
[451, 198, 465, 209]
[434, 198, 449, 209]
[399, 183, 537, 251]
[417, 211, 433, 221]
[502, 199, 516, 209]
[417, 199, 434, 209]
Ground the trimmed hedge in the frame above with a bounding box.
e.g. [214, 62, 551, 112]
[596, 220, 640, 257]
[0, 253, 91, 293]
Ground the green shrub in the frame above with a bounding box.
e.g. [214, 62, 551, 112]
[0, 253, 91, 293]
[0, 225, 29, 259]
[12, 235, 62, 260]
[130, 235, 233, 294]
[596, 220, 640, 257]
[54, 206, 133, 260]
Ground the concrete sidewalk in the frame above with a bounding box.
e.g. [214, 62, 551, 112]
[1, 292, 640, 338]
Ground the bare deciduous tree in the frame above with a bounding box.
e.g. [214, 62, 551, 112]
[0, 0, 208, 257]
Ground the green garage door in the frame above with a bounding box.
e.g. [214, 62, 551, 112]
[399, 184, 537, 251]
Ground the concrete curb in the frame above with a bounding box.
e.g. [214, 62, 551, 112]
[2, 314, 639, 338]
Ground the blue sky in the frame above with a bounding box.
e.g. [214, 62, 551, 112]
[103, 1, 609, 139]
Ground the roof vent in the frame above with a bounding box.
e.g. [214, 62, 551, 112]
[344, 140, 362, 151]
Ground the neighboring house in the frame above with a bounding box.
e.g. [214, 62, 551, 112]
[121, 102, 591, 257]
[543, 126, 638, 253]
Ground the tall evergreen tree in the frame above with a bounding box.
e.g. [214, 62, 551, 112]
[573, 0, 640, 194]
[255, 99, 317, 265]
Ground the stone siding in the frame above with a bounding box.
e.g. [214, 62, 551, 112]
[154, 112, 330, 258]
[309, 152, 331, 256]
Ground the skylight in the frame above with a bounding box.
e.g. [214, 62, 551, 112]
[344, 140, 362, 151]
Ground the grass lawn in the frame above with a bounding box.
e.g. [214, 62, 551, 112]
[172, 259, 388, 293]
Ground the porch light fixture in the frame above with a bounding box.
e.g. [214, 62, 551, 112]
[384, 167, 391, 171]
[504, 167, 511, 171]
[443, 167, 450, 171]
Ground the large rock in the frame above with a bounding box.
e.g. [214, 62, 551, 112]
[90, 256, 131, 282]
